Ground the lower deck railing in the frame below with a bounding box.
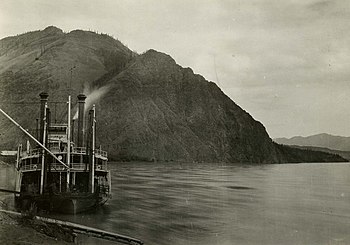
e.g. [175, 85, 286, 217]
[21, 162, 107, 171]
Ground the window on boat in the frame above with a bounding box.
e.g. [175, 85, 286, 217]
[73, 155, 81, 163]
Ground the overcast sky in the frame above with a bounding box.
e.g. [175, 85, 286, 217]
[1, 0, 350, 138]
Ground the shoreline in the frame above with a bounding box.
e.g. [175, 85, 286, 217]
[0, 209, 141, 245]
[0, 211, 73, 244]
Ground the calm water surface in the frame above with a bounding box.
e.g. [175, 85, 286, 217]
[2, 162, 350, 245]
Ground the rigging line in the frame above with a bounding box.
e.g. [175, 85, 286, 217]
[57, 102, 79, 123]
[57, 108, 68, 123]
[0, 102, 40, 105]
[0, 101, 67, 104]
[49, 101, 69, 104]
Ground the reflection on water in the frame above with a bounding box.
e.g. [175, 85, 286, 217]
[2, 162, 350, 245]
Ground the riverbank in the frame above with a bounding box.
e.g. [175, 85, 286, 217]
[0, 211, 73, 244]
[0, 209, 142, 245]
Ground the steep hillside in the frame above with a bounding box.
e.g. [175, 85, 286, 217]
[91, 50, 346, 163]
[0, 26, 134, 147]
[93, 50, 281, 162]
[0, 27, 346, 163]
[274, 133, 350, 151]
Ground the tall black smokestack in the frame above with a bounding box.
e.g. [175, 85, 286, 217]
[77, 94, 87, 147]
[39, 92, 48, 143]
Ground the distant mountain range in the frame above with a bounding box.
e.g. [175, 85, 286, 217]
[0, 26, 347, 163]
[274, 133, 350, 151]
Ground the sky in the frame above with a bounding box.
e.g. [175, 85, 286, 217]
[1, 0, 350, 138]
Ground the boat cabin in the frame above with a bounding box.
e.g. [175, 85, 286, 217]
[14, 93, 111, 213]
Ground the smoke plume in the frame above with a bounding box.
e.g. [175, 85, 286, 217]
[73, 85, 110, 120]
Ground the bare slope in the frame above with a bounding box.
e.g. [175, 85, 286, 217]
[0, 26, 134, 147]
[94, 50, 280, 162]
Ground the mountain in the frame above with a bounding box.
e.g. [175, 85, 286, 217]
[95, 50, 282, 162]
[274, 133, 350, 152]
[0, 26, 346, 163]
[0, 26, 134, 148]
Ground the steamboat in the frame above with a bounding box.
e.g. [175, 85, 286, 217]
[0, 93, 111, 214]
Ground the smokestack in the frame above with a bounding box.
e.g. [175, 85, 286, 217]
[77, 94, 87, 147]
[39, 92, 48, 143]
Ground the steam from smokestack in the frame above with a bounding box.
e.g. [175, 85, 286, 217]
[72, 106, 78, 120]
[73, 85, 110, 120]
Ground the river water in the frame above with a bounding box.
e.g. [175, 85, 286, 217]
[1, 162, 350, 245]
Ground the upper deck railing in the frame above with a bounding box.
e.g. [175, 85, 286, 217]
[21, 146, 107, 158]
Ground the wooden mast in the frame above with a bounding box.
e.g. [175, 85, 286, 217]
[67, 95, 71, 192]
[91, 104, 96, 193]
[87, 105, 96, 193]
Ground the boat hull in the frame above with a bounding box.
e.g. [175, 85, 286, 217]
[15, 193, 110, 214]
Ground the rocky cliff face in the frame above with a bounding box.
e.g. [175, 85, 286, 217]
[0, 27, 346, 163]
[94, 50, 281, 163]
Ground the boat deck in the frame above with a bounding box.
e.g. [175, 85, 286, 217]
[22, 147, 108, 159]
[20, 162, 108, 172]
